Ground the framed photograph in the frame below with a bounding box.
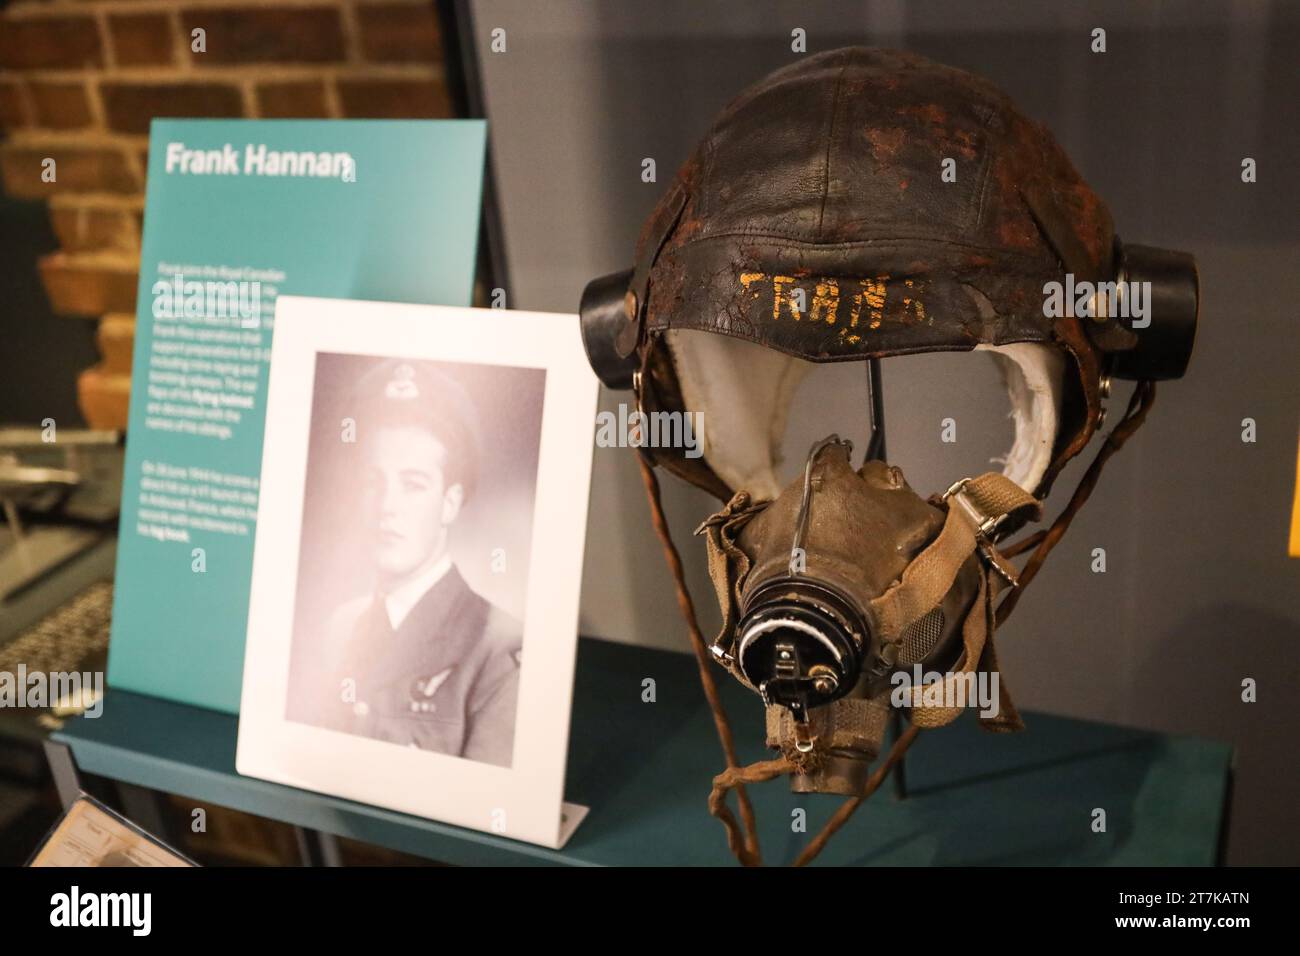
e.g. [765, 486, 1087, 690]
[237, 297, 598, 849]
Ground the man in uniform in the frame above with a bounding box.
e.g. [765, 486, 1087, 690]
[316, 359, 520, 767]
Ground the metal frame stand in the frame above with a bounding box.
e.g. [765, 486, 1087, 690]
[864, 359, 908, 801]
[42, 738, 80, 810]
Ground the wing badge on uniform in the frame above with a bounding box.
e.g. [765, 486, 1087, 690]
[408, 668, 453, 713]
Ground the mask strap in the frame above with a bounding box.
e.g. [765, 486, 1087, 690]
[869, 472, 1040, 642]
[635, 451, 764, 866]
[903, 560, 1023, 732]
[620, 185, 689, 356]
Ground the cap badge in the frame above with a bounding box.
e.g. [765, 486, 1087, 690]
[386, 364, 420, 400]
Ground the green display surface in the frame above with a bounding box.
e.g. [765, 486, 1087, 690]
[58, 637, 1231, 866]
[108, 119, 486, 716]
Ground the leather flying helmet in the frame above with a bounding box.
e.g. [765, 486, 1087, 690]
[580, 47, 1198, 861]
[583, 47, 1197, 502]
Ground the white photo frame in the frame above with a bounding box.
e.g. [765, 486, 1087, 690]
[237, 296, 598, 849]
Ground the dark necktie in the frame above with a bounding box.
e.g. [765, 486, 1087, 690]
[364, 591, 396, 644]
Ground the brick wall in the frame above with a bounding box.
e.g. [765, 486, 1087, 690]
[0, 0, 453, 428]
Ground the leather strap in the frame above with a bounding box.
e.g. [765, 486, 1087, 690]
[1020, 177, 1135, 353]
[637, 453, 763, 865]
[620, 183, 689, 357]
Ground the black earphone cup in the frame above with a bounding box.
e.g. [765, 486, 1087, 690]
[1110, 244, 1199, 381]
[579, 268, 639, 390]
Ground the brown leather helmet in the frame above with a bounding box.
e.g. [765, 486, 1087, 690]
[581, 47, 1198, 502]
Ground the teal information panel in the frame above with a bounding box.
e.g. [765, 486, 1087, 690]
[108, 119, 487, 714]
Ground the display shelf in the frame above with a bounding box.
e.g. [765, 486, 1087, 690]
[53, 637, 1232, 866]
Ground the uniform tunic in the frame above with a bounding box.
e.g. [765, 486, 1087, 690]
[320, 566, 521, 766]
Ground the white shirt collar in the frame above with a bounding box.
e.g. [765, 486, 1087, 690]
[383, 553, 454, 631]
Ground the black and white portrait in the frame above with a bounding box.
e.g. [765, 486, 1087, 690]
[240, 297, 596, 845]
[286, 353, 545, 768]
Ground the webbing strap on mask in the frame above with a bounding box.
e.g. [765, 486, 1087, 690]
[875, 472, 1037, 733]
[869, 472, 1040, 642]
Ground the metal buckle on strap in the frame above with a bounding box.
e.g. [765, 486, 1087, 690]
[942, 478, 1006, 538]
[942, 478, 1018, 588]
[708, 642, 735, 668]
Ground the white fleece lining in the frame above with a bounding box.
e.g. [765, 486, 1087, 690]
[666, 331, 1063, 499]
[666, 330, 807, 501]
[975, 342, 1064, 494]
